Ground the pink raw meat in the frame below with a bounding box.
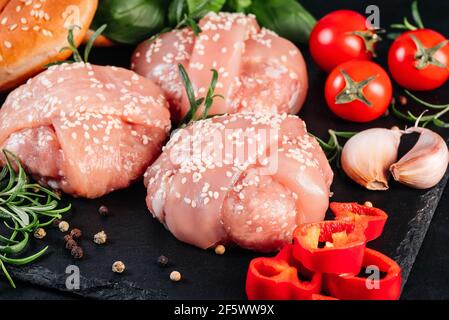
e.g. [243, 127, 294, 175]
[132, 12, 308, 122]
[144, 113, 333, 252]
[0, 62, 171, 198]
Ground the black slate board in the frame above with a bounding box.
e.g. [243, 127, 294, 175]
[1, 0, 449, 300]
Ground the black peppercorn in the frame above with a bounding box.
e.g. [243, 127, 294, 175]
[71, 246, 84, 259]
[157, 255, 169, 267]
[53, 219, 62, 227]
[98, 205, 109, 216]
[65, 239, 77, 250]
[398, 95, 407, 106]
[70, 228, 82, 239]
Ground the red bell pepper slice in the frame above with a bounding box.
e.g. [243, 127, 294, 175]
[246, 244, 322, 300]
[330, 202, 388, 242]
[311, 294, 339, 300]
[293, 220, 366, 274]
[324, 248, 402, 300]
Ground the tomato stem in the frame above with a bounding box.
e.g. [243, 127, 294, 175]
[351, 29, 384, 57]
[335, 70, 378, 107]
[410, 35, 449, 69]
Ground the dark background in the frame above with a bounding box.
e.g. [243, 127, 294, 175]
[1, 0, 449, 299]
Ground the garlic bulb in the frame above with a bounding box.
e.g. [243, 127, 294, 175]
[390, 127, 449, 189]
[341, 128, 402, 190]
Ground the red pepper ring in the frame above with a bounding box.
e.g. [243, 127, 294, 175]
[324, 248, 402, 300]
[293, 220, 366, 274]
[330, 202, 388, 242]
[246, 245, 322, 300]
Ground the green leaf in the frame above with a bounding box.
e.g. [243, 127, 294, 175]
[179, 64, 202, 125]
[178, 65, 222, 126]
[0, 150, 71, 287]
[0, 260, 16, 288]
[92, 0, 167, 45]
[247, 0, 316, 45]
[203, 69, 220, 119]
[185, 16, 202, 35]
[390, 94, 449, 129]
[0, 234, 18, 245]
[169, 0, 189, 25]
[66, 26, 83, 63]
[403, 17, 418, 31]
[170, 0, 225, 33]
[84, 24, 108, 62]
[433, 118, 449, 128]
[0, 246, 48, 266]
[187, 0, 226, 19]
[226, 0, 252, 12]
[311, 130, 356, 166]
[0, 232, 28, 255]
[405, 90, 449, 110]
[411, 0, 424, 29]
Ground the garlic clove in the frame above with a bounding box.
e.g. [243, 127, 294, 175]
[390, 127, 449, 189]
[341, 128, 402, 190]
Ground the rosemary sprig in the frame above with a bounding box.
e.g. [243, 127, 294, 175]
[0, 150, 71, 288]
[388, 0, 424, 39]
[45, 24, 108, 68]
[84, 24, 108, 62]
[311, 130, 357, 166]
[176, 14, 202, 35]
[391, 90, 449, 128]
[178, 64, 223, 127]
[411, 0, 425, 29]
[147, 14, 201, 46]
[146, 27, 172, 45]
[173, 0, 229, 36]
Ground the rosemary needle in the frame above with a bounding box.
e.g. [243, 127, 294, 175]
[178, 64, 223, 127]
[0, 150, 71, 288]
[311, 130, 357, 167]
[391, 90, 449, 128]
[45, 24, 108, 68]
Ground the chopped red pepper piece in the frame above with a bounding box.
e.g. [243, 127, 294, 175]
[324, 248, 402, 300]
[293, 221, 366, 274]
[246, 244, 322, 300]
[330, 202, 388, 242]
[311, 294, 339, 300]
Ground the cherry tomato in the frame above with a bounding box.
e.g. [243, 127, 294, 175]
[388, 29, 449, 91]
[310, 10, 380, 72]
[325, 61, 392, 123]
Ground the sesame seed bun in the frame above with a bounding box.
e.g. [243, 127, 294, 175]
[0, 1, 9, 12]
[0, 0, 98, 91]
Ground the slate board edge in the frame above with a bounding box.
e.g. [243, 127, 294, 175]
[393, 167, 449, 290]
[8, 265, 168, 300]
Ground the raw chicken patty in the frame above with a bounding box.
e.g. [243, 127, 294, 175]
[144, 113, 333, 252]
[132, 12, 308, 121]
[0, 62, 171, 198]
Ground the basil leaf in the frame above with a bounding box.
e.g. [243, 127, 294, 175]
[226, 0, 252, 12]
[168, 0, 188, 25]
[92, 0, 167, 45]
[187, 0, 226, 19]
[168, 0, 225, 26]
[247, 0, 316, 45]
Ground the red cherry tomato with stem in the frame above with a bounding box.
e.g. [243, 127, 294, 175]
[309, 10, 382, 72]
[325, 61, 392, 123]
[388, 29, 449, 91]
